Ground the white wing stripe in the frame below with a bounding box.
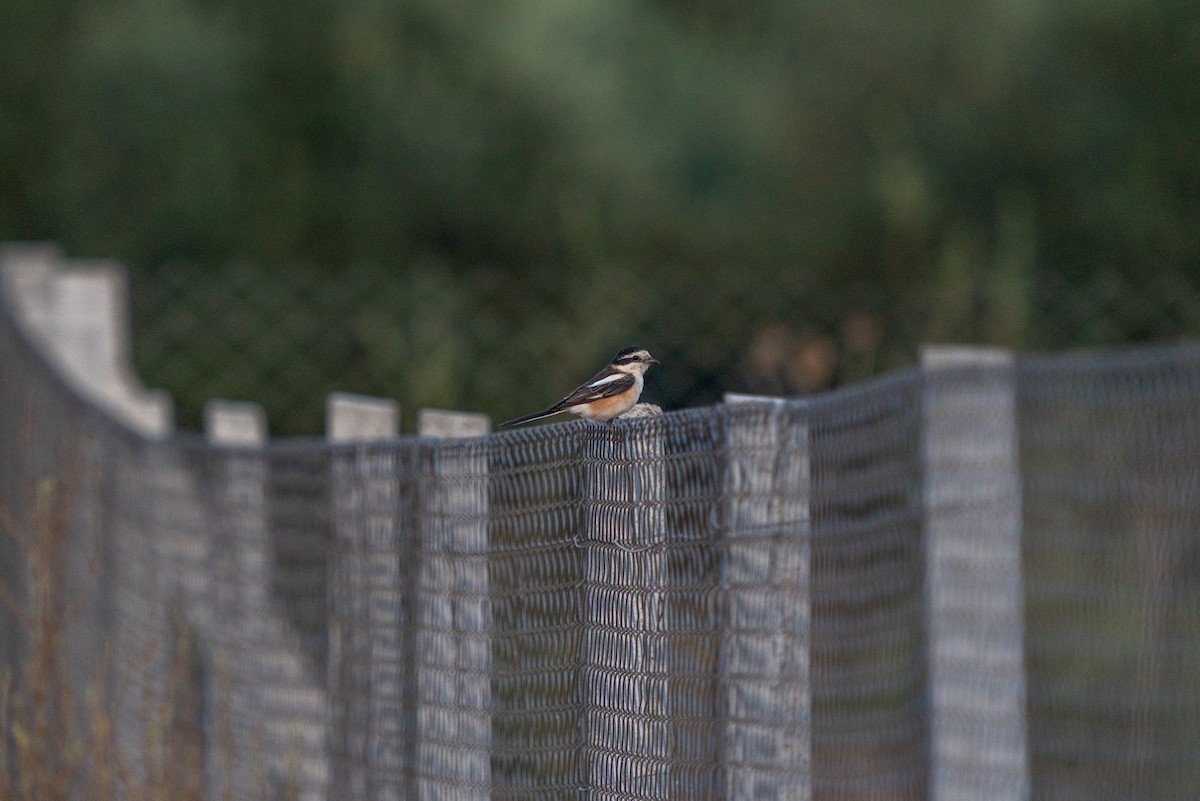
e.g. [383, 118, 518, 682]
[588, 373, 626, 387]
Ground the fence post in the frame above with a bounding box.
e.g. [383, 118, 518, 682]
[0, 245, 172, 437]
[325, 393, 401, 801]
[328, 392, 399, 442]
[204, 399, 268, 800]
[0, 243, 179, 785]
[921, 346, 1030, 801]
[720, 393, 812, 801]
[205, 399, 329, 801]
[415, 409, 492, 800]
[579, 410, 670, 799]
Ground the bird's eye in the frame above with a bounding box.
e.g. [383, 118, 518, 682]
[631, 355, 641, 361]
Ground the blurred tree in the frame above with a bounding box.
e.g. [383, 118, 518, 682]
[1, 0, 1197, 430]
[0, 0, 78, 241]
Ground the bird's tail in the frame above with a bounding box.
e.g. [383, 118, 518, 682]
[498, 405, 564, 429]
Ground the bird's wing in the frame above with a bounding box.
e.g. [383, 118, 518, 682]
[499, 370, 636, 428]
[496, 371, 638, 429]
[555, 369, 636, 409]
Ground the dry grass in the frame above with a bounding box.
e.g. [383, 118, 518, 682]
[0, 461, 210, 801]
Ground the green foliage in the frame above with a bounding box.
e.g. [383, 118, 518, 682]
[3, 0, 1199, 430]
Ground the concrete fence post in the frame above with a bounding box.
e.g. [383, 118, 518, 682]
[720, 393, 812, 800]
[205, 399, 328, 801]
[415, 409, 492, 800]
[0, 244, 172, 437]
[579, 408, 670, 800]
[921, 346, 1030, 801]
[328, 392, 399, 442]
[0, 243, 178, 785]
[325, 393, 401, 800]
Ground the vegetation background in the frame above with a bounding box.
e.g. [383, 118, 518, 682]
[2, 0, 1198, 433]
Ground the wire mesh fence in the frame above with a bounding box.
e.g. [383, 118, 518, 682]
[1019, 346, 1200, 801]
[3, 265, 1200, 800]
[126, 261, 1200, 435]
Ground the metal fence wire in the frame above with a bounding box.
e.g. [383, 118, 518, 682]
[2, 284, 1200, 800]
[126, 260, 1200, 436]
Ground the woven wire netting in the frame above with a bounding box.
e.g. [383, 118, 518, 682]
[2, 297, 1200, 800]
[126, 261, 1200, 436]
[1018, 346, 1200, 801]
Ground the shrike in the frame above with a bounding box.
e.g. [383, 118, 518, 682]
[499, 346, 660, 428]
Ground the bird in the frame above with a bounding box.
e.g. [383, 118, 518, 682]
[499, 346, 660, 428]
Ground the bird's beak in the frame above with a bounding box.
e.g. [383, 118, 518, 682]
[646, 356, 661, 365]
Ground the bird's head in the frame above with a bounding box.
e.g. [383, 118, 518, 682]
[611, 346, 660, 375]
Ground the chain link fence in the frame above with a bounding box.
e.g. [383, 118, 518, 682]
[128, 262, 1200, 435]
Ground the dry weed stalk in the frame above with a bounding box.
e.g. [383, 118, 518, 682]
[0, 456, 209, 801]
[0, 469, 89, 801]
